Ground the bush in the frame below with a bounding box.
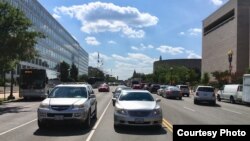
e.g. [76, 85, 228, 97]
[0, 78, 4, 86]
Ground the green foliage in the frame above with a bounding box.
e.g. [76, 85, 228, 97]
[0, 2, 45, 72]
[78, 74, 88, 82]
[88, 67, 104, 79]
[59, 61, 70, 82]
[201, 72, 210, 85]
[70, 63, 78, 82]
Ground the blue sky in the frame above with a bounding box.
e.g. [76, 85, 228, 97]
[38, 0, 228, 80]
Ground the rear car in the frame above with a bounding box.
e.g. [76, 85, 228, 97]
[132, 84, 141, 89]
[37, 84, 97, 129]
[113, 90, 162, 128]
[194, 86, 216, 105]
[157, 85, 168, 96]
[112, 86, 132, 106]
[98, 83, 110, 92]
[177, 85, 190, 97]
[162, 86, 182, 100]
[149, 84, 160, 93]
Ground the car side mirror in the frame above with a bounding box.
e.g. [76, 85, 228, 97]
[89, 94, 96, 99]
[156, 98, 161, 103]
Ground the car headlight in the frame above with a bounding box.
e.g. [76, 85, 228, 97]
[153, 108, 162, 115]
[39, 103, 49, 109]
[73, 104, 85, 109]
[116, 108, 127, 115]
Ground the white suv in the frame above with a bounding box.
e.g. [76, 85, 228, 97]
[37, 83, 97, 129]
[194, 86, 216, 105]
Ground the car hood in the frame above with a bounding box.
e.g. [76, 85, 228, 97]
[42, 98, 87, 105]
[117, 101, 156, 110]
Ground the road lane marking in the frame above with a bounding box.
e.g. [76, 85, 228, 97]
[162, 118, 173, 132]
[221, 108, 242, 115]
[184, 107, 195, 112]
[0, 119, 37, 136]
[86, 100, 111, 141]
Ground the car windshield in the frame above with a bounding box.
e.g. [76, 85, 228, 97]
[180, 86, 188, 89]
[49, 87, 87, 98]
[168, 87, 180, 91]
[119, 92, 154, 101]
[198, 87, 214, 92]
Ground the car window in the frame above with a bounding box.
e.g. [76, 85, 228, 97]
[119, 92, 154, 101]
[238, 86, 243, 91]
[197, 87, 214, 92]
[180, 86, 188, 89]
[49, 87, 87, 98]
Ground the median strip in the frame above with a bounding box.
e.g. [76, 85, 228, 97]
[162, 118, 173, 132]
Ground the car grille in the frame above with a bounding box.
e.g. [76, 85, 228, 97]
[51, 105, 70, 111]
[128, 110, 151, 117]
[47, 113, 73, 117]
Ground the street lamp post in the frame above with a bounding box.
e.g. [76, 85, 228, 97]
[227, 50, 233, 83]
[170, 67, 173, 85]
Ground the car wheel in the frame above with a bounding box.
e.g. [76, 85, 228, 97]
[38, 120, 46, 129]
[114, 124, 120, 129]
[84, 111, 91, 128]
[230, 96, 235, 104]
[217, 95, 221, 101]
[179, 97, 182, 100]
[194, 100, 198, 104]
[93, 105, 97, 119]
[211, 101, 216, 106]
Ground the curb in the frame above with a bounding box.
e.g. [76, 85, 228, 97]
[1, 97, 22, 104]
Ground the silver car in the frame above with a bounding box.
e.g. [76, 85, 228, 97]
[194, 86, 216, 105]
[37, 84, 97, 129]
[113, 90, 162, 128]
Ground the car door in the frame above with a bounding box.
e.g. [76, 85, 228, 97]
[87, 86, 96, 113]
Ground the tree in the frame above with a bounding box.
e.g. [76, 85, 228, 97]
[132, 70, 137, 78]
[59, 61, 70, 82]
[70, 63, 78, 82]
[201, 72, 210, 85]
[0, 2, 44, 99]
[78, 74, 88, 82]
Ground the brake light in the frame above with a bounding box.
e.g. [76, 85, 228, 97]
[196, 92, 199, 96]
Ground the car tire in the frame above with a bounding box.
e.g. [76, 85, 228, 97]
[114, 124, 120, 129]
[84, 111, 91, 128]
[211, 101, 216, 106]
[194, 100, 198, 104]
[179, 97, 182, 100]
[93, 105, 97, 119]
[230, 96, 235, 104]
[217, 95, 221, 101]
[38, 120, 46, 129]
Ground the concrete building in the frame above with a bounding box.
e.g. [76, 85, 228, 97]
[202, 0, 250, 76]
[1, 0, 88, 79]
[153, 59, 201, 74]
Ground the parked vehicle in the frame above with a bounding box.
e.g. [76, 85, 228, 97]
[98, 83, 110, 92]
[113, 90, 162, 128]
[176, 85, 190, 97]
[217, 84, 242, 104]
[37, 83, 97, 129]
[194, 86, 216, 105]
[162, 86, 182, 100]
[157, 85, 168, 96]
[243, 74, 250, 104]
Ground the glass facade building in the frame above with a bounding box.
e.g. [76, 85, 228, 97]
[1, 0, 88, 78]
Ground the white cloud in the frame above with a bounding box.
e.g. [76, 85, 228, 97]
[108, 40, 117, 44]
[52, 13, 61, 19]
[188, 28, 202, 36]
[211, 0, 223, 6]
[156, 46, 185, 55]
[186, 50, 201, 59]
[179, 32, 185, 36]
[179, 28, 202, 36]
[54, 2, 158, 38]
[85, 36, 101, 46]
[131, 43, 154, 51]
[112, 54, 131, 62]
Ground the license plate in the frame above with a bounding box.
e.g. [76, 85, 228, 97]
[135, 118, 144, 123]
[54, 115, 64, 120]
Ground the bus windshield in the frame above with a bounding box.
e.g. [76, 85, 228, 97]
[20, 69, 46, 89]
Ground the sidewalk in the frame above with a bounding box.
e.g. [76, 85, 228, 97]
[0, 86, 20, 101]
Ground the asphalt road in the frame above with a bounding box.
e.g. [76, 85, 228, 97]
[0, 87, 250, 141]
